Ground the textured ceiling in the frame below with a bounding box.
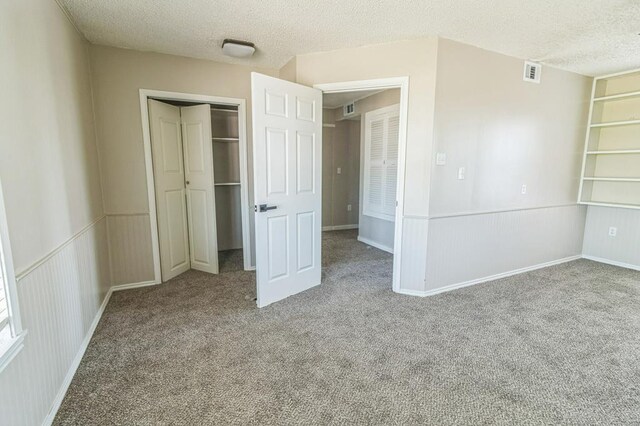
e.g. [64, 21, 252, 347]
[323, 90, 384, 109]
[58, 0, 640, 76]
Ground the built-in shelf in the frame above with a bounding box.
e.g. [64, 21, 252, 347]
[579, 68, 640, 210]
[582, 177, 640, 182]
[593, 90, 640, 102]
[590, 119, 640, 128]
[586, 150, 640, 155]
[579, 201, 640, 210]
[212, 137, 239, 141]
[214, 182, 241, 186]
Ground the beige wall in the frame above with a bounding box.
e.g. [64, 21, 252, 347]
[430, 39, 592, 216]
[89, 45, 278, 282]
[0, 1, 110, 424]
[279, 56, 297, 82]
[425, 39, 591, 290]
[1, 0, 104, 273]
[322, 111, 360, 229]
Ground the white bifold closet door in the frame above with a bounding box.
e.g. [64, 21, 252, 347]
[148, 100, 219, 281]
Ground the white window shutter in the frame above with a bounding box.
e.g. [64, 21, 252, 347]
[363, 104, 400, 221]
[0, 264, 7, 330]
[367, 118, 385, 210]
[383, 115, 400, 216]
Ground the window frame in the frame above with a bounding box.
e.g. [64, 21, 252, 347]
[0, 179, 25, 373]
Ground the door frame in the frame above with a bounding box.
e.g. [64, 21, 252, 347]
[314, 77, 409, 293]
[139, 89, 252, 283]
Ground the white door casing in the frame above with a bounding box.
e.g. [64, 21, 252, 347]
[148, 99, 191, 281]
[181, 104, 220, 274]
[251, 73, 323, 307]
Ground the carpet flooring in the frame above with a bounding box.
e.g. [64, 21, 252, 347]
[54, 230, 640, 425]
[217, 249, 244, 274]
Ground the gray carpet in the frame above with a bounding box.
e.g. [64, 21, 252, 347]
[54, 230, 640, 425]
[218, 249, 244, 273]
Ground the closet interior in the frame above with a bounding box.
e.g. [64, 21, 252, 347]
[211, 106, 244, 256]
[149, 98, 245, 280]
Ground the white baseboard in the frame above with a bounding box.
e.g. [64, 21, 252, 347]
[396, 255, 583, 298]
[357, 236, 393, 254]
[245, 266, 256, 271]
[322, 224, 359, 231]
[43, 288, 113, 425]
[582, 255, 640, 271]
[43, 277, 162, 424]
[111, 279, 160, 292]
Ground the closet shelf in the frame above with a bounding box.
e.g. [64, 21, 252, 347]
[582, 177, 640, 182]
[586, 150, 640, 155]
[579, 201, 640, 210]
[593, 90, 640, 102]
[215, 182, 241, 186]
[211, 108, 238, 113]
[590, 119, 640, 128]
[212, 137, 239, 141]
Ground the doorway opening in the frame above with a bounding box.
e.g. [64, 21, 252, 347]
[139, 90, 252, 284]
[321, 88, 401, 264]
[316, 78, 409, 294]
[250, 74, 409, 307]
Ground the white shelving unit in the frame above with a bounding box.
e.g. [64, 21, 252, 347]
[211, 106, 244, 251]
[579, 68, 640, 210]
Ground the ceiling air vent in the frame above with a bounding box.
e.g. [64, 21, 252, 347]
[523, 61, 541, 83]
[343, 102, 355, 116]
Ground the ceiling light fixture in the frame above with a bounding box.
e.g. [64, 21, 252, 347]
[222, 39, 256, 58]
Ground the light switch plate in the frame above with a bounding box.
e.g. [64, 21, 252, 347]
[337, 167, 341, 175]
[457, 167, 465, 180]
[436, 152, 447, 166]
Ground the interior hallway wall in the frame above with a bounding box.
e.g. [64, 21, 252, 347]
[89, 45, 278, 284]
[0, 0, 110, 424]
[322, 109, 360, 230]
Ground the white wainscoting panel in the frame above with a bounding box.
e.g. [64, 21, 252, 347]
[583, 206, 640, 269]
[107, 214, 155, 285]
[397, 216, 429, 293]
[0, 217, 110, 426]
[426, 205, 586, 290]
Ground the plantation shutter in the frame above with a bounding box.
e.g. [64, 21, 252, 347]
[0, 254, 7, 331]
[363, 104, 400, 221]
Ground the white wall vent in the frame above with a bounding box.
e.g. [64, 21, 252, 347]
[343, 102, 355, 116]
[523, 61, 542, 83]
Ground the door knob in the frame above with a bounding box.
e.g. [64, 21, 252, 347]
[257, 204, 277, 212]
[185, 181, 190, 185]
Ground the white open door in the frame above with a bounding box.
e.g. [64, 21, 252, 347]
[181, 104, 219, 274]
[148, 99, 190, 281]
[251, 73, 323, 307]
